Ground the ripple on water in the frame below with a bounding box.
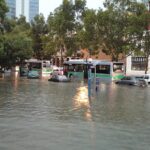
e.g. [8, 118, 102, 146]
[0, 78, 150, 150]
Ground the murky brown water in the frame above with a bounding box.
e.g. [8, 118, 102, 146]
[0, 72, 150, 150]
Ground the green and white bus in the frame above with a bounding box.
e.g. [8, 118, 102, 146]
[20, 59, 53, 77]
[63, 59, 125, 81]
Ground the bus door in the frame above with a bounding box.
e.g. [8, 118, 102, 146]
[83, 64, 88, 79]
[83, 64, 92, 79]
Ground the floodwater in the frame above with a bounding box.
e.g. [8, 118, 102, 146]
[0, 72, 150, 150]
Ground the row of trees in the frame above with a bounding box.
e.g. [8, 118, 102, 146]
[0, 0, 150, 72]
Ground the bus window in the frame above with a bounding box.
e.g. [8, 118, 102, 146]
[68, 65, 74, 71]
[96, 65, 110, 74]
[75, 64, 83, 72]
[91, 68, 95, 73]
[29, 62, 42, 70]
[113, 63, 124, 73]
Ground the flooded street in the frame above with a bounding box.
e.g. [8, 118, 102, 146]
[0, 73, 150, 150]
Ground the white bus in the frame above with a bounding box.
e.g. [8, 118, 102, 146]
[63, 59, 125, 81]
[20, 59, 53, 77]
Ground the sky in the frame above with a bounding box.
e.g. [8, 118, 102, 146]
[39, 0, 105, 19]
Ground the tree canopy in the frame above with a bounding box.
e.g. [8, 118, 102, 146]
[0, 0, 150, 72]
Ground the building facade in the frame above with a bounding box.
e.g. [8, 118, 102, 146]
[16, 0, 39, 22]
[29, 0, 39, 22]
[5, 0, 16, 19]
[5, 0, 39, 22]
[125, 0, 150, 75]
[126, 56, 150, 75]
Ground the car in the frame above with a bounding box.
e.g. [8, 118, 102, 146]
[52, 67, 64, 76]
[27, 70, 40, 79]
[142, 74, 150, 84]
[48, 74, 70, 82]
[115, 76, 140, 85]
[133, 74, 150, 85]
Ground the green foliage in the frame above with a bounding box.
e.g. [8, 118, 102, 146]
[31, 14, 48, 59]
[78, 8, 99, 54]
[40, 34, 56, 59]
[46, 0, 82, 62]
[74, 0, 86, 22]
[0, 0, 8, 21]
[3, 29, 33, 66]
[16, 15, 30, 30]
[0, 15, 33, 67]
[3, 18, 16, 32]
[1, 0, 150, 70]
[0, 35, 4, 55]
[129, 11, 150, 73]
[97, 0, 150, 61]
[97, 7, 128, 61]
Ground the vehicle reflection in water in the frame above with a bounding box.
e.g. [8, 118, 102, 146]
[11, 72, 19, 91]
[73, 86, 92, 121]
[0, 76, 150, 150]
[0, 73, 3, 78]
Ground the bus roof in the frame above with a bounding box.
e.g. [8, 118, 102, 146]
[25, 59, 42, 63]
[92, 61, 112, 66]
[63, 59, 93, 65]
[92, 61, 124, 66]
[63, 59, 124, 66]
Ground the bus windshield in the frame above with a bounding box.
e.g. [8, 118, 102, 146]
[65, 64, 84, 72]
[95, 65, 111, 74]
[113, 63, 124, 73]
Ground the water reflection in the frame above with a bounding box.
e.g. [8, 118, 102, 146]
[0, 76, 150, 150]
[73, 86, 92, 121]
[12, 72, 19, 91]
[0, 73, 4, 79]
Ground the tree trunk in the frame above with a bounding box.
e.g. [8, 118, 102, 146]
[145, 56, 149, 74]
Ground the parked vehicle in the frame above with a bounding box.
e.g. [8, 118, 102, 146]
[52, 67, 64, 75]
[48, 74, 70, 82]
[20, 59, 52, 77]
[27, 70, 40, 79]
[142, 74, 150, 84]
[134, 74, 149, 86]
[115, 76, 140, 85]
[63, 59, 125, 81]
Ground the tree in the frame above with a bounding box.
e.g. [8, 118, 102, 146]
[128, 6, 150, 73]
[143, 30, 150, 74]
[43, 0, 88, 62]
[31, 14, 48, 59]
[4, 32, 33, 66]
[40, 34, 57, 60]
[76, 8, 99, 57]
[0, 0, 8, 22]
[16, 15, 30, 30]
[97, 6, 129, 61]
[2, 16, 33, 67]
[46, 0, 76, 65]
[0, 34, 4, 57]
[3, 18, 16, 33]
[74, 0, 86, 25]
[104, 0, 135, 11]
[0, 0, 8, 67]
